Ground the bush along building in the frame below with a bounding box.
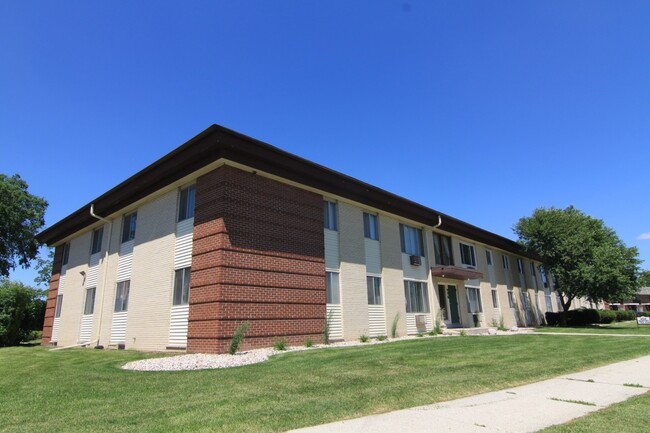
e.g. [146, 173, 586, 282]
[38, 125, 563, 353]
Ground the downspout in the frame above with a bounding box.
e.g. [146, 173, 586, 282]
[90, 204, 113, 348]
[433, 215, 442, 230]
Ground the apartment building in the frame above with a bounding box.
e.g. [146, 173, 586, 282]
[38, 125, 561, 353]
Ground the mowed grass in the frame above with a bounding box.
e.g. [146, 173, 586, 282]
[536, 320, 650, 335]
[2, 335, 650, 433]
[539, 390, 650, 433]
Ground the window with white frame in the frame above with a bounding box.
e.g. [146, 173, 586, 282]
[326, 271, 340, 304]
[91, 227, 103, 255]
[114, 280, 130, 312]
[178, 185, 196, 222]
[54, 294, 63, 318]
[324, 201, 338, 231]
[486, 250, 493, 266]
[84, 287, 96, 315]
[502, 255, 510, 270]
[507, 290, 516, 308]
[404, 281, 429, 313]
[466, 287, 483, 314]
[460, 243, 477, 268]
[433, 233, 454, 266]
[491, 289, 498, 308]
[517, 258, 524, 274]
[399, 224, 424, 256]
[366, 276, 382, 305]
[61, 243, 70, 266]
[121, 212, 137, 243]
[173, 267, 191, 305]
[363, 212, 379, 240]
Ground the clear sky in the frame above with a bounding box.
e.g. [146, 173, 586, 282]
[1, 1, 649, 286]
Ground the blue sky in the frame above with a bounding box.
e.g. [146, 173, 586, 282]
[1, 1, 649, 286]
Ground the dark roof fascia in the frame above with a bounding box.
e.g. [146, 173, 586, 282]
[36, 124, 531, 259]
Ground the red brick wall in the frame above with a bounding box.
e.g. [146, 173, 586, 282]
[187, 165, 326, 353]
[41, 245, 64, 345]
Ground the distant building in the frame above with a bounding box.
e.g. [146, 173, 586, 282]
[38, 125, 565, 353]
[609, 288, 650, 312]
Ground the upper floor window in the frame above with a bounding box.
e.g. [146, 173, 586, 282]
[486, 250, 493, 266]
[502, 254, 510, 270]
[404, 280, 429, 313]
[517, 258, 524, 274]
[363, 213, 379, 240]
[529, 262, 537, 277]
[367, 276, 382, 305]
[326, 271, 340, 304]
[114, 280, 130, 312]
[433, 233, 454, 266]
[91, 227, 103, 255]
[459, 243, 477, 268]
[121, 212, 137, 243]
[324, 201, 337, 231]
[61, 243, 70, 266]
[173, 267, 192, 306]
[178, 185, 196, 222]
[400, 224, 424, 257]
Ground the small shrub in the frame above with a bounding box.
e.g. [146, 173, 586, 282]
[390, 313, 400, 338]
[567, 308, 600, 326]
[359, 334, 369, 343]
[376, 335, 387, 341]
[273, 339, 287, 351]
[498, 316, 508, 332]
[434, 309, 444, 335]
[304, 338, 313, 348]
[545, 312, 561, 326]
[642, 312, 650, 318]
[416, 333, 424, 337]
[459, 330, 467, 337]
[428, 330, 436, 336]
[598, 310, 616, 324]
[614, 310, 636, 322]
[228, 321, 250, 355]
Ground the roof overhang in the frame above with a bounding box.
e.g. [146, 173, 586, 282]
[36, 124, 534, 259]
[431, 266, 484, 281]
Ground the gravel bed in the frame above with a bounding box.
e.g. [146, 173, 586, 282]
[122, 328, 531, 372]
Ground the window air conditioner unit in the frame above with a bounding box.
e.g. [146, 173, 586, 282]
[410, 255, 421, 266]
[415, 314, 427, 333]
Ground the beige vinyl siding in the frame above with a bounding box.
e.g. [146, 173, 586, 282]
[324, 229, 339, 269]
[98, 217, 123, 347]
[379, 216, 407, 337]
[57, 232, 91, 345]
[126, 190, 176, 351]
[326, 305, 343, 340]
[406, 313, 433, 334]
[338, 202, 368, 340]
[168, 214, 195, 348]
[169, 305, 190, 347]
[79, 314, 93, 343]
[364, 238, 381, 275]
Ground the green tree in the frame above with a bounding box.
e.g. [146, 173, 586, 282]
[639, 270, 650, 288]
[514, 206, 640, 325]
[0, 174, 48, 277]
[0, 278, 46, 346]
[33, 248, 54, 288]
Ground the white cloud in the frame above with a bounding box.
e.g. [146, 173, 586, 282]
[638, 233, 650, 240]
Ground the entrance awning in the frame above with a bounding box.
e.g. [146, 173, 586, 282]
[431, 266, 484, 281]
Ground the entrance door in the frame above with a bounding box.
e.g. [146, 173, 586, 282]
[438, 284, 461, 327]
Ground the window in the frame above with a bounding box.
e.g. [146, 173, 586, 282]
[326, 271, 340, 304]
[517, 258, 524, 274]
[507, 291, 516, 308]
[54, 294, 63, 318]
[491, 289, 499, 308]
[486, 250, 493, 266]
[400, 224, 424, 256]
[460, 243, 477, 268]
[404, 281, 429, 313]
[178, 185, 196, 222]
[121, 212, 137, 243]
[173, 267, 191, 305]
[84, 287, 96, 315]
[433, 233, 454, 266]
[540, 267, 549, 288]
[61, 243, 70, 266]
[502, 255, 510, 270]
[545, 294, 553, 312]
[114, 280, 130, 312]
[437, 285, 449, 320]
[367, 276, 382, 305]
[91, 227, 103, 255]
[324, 201, 337, 231]
[529, 262, 536, 277]
[363, 213, 379, 240]
[466, 287, 483, 314]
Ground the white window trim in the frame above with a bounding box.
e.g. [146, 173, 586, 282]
[459, 242, 477, 269]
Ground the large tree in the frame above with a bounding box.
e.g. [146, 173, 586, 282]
[639, 270, 650, 288]
[0, 174, 48, 277]
[0, 278, 46, 347]
[514, 206, 640, 323]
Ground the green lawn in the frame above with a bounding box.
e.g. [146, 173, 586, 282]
[539, 391, 650, 433]
[536, 320, 650, 335]
[3, 335, 650, 432]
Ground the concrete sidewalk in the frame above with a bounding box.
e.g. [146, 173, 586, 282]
[289, 355, 650, 433]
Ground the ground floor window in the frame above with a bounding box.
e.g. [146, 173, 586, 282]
[466, 287, 483, 314]
[508, 290, 516, 308]
[54, 294, 63, 318]
[173, 267, 191, 305]
[84, 287, 96, 315]
[404, 281, 429, 313]
[366, 276, 382, 305]
[326, 271, 340, 304]
[114, 280, 130, 312]
[491, 289, 499, 308]
[545, 295, 553, 312]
